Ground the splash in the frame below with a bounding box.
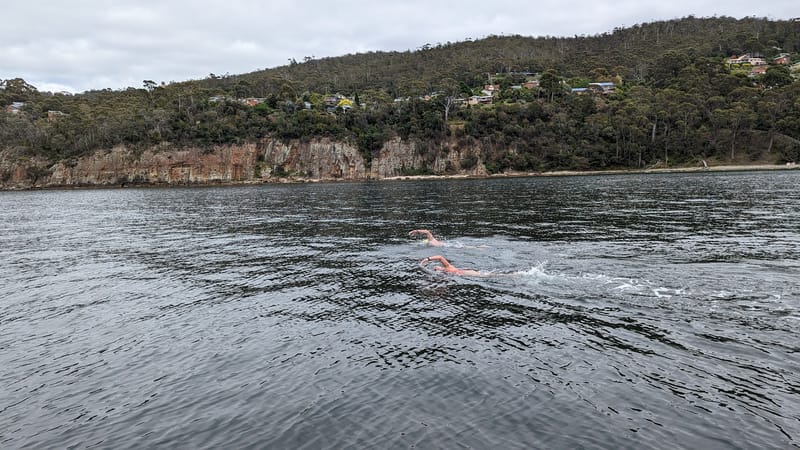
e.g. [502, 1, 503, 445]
[512, 261, 551, 278]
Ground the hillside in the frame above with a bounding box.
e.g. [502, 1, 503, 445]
[2, 16, 800, 188]
[201, 16, 800, 96]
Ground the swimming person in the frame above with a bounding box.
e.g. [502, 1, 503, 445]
[420, 255, 484, 277]
[409, 229, 490, 249]
[408, 229, 443, 247]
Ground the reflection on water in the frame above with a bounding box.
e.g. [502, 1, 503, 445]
[1, 171, 799, 449]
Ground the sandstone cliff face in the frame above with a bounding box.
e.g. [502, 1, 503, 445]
[370, 139, 425, 178]
[370, 138, 487, 178]
[0, 137, 487, 189]
[47, 144, 262, 186]
[260, 139, 366, 180]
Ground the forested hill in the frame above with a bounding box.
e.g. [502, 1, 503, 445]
[207, 16, 800, 96]
[2, 15, 800, 186]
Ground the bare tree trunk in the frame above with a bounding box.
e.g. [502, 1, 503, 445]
[651, 119, 657, 143]
[767, 131, 774, 153]
[443, 96, 454, 136]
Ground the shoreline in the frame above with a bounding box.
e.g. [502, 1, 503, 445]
[381, 163, 800, 181]
[2, 163, 798, 191]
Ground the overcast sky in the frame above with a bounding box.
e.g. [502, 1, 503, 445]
[1, 1, 797, 93]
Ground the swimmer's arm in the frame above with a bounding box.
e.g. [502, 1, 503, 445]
[423, 255, 450, 266]
[410, 229, 444, 246]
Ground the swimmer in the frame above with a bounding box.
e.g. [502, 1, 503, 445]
[408, 229, 443, 247]
[420, 255, 484, 277]
[409, 229, 490, 249]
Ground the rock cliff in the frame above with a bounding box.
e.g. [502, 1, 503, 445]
[0, 137, 487, 189]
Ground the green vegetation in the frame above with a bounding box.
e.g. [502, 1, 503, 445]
[2, 16, 800, 174]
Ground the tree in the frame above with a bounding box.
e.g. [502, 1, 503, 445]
[2, 78, 38, 96]
[539, 69, 562, 103]
[650, 51, 690, 88]
[713, 102, 756, 161]
[143, 80, 158, 105]
[758, 89, 791, 152]
[761, 66, 793, 89]
[437, 78, 461, 136]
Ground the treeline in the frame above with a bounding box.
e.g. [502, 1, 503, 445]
[1, 16, 799, 172]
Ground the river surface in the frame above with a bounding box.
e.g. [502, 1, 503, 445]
[1, 171, 799, 449]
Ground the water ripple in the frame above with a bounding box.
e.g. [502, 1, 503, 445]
[2, 172, 799, 449]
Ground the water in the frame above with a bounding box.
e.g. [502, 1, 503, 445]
[1, 171, 799, 449]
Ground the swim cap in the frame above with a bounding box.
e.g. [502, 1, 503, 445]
[422, 239, 429, 245]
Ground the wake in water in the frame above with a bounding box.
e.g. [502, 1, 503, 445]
[410, 232, 694, 304]
[503, 261, 696, 302]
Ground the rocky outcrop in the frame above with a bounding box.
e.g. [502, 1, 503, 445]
[0, 137, 489, 189]
[370, 139, 425, 178]
[370, 138, 488, 178]
[260, 139, 366, 180]
[47, 144, 262, 186]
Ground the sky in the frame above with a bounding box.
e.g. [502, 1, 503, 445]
[1, 1, 797, 94]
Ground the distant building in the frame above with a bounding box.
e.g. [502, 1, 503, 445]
[324, 95, 341, 107]
[47, 110, 66, 121]
[774, 53, 791, 65]
[749, 66, 768, 77]
[588, 82, 615, 94]
[5, 102, 24, 114]
[481, 84, 501, 97]
[468, 95, 493, 105]
[572, 82, 614, 95]
[240, 98, 266, 107]
[727, 54, 767, 66]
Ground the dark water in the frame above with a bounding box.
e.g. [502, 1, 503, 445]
[1, 171, 799, 449]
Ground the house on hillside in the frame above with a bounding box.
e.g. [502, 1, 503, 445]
[5, 102, 24, 114]
[240, 98, 266, 107]
[572, 82, 615, 95]
[727, 54, 767, 66]
[588, 82, 615, 94]
[324, 95, 342, 107]
[749, 66, 768, 77]
[320, 94, 357, 113]
[468, 95, 493, 105]
[774, 53, 792, 65]
[324, 95, 340, 113]
[482, 84, 501, 97]
[47, 110, 66, 121]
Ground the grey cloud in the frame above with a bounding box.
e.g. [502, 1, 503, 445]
[1, 0, 797, 93]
